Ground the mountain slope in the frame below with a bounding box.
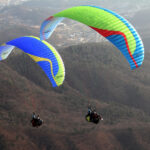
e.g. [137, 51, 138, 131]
[60, 42, 150, 113]
[0, 42, 149, 150]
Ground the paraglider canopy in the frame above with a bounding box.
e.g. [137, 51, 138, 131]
[0, 36, 65, 87]
[40, 5, 144, 69]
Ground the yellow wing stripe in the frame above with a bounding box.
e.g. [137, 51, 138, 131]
[27, 53, 58, 86]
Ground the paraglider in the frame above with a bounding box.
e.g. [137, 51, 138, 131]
[0, 36, 65, 87]
[40, 5, 144, 70]
[85, 104, 103, 124]
[31, 112, 43, 128]
[0, 36, 65, 126]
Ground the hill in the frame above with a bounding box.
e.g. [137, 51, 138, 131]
[0, 42, 149, 150]
[60, 42, 150, 113]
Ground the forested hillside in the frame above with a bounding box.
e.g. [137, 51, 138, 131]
[0, 42, 149, 150]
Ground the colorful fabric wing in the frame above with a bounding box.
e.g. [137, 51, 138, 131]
[0, 36, 65, 87]
[40, 5, 144, 69]
[0, 45, 15, 60]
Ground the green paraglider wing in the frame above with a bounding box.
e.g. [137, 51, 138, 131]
[40, 6, 144, 69]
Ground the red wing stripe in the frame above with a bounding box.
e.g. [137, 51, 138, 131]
[90, 26, 138, 68]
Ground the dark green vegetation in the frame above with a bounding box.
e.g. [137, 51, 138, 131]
[0, 42, 149, 150]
